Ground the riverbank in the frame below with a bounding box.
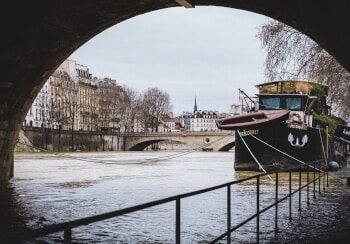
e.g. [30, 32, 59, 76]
[14, 130, 39, 153]
[268, 164, 350, 243]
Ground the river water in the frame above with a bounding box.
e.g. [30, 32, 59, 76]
[1, 151, 316, 243]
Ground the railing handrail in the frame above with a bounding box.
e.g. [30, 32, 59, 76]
[15, 171, 265, 240]
[13, 159, 327, 242]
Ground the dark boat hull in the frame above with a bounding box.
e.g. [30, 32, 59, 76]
[234, 124, 327, 171]
[334, 124, 350, 145]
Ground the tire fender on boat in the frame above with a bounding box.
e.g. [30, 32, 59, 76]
[288, 112, 302, 123]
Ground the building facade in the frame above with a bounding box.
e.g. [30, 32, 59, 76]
[190, 110, 219, 132]
[24, 59, 108, 132]
[24, 60, 227, 135]
[24, 81, 51, 128]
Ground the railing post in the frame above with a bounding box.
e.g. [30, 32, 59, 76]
[318, 161, 321, 194]
[323, 162, 326, 191]
[307, 165, 310, 205]
[326, 162, 329, 187]
[64, 228, 72, 244]
[313, 162, 316, 199]
[256, 176, 260, 243]
[227, 185, 231, 244]
[275, 171, 278, 233]
[176, 198, 181, 244]
[298, 166, 302, 212]
[289, 170, 292, 220]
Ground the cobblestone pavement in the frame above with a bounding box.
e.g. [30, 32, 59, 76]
[267, 164, 350, 243]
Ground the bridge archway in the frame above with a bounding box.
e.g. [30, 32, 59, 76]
[125, 132, 233, 151]
[127, 139, 235, 151]
[127, 139, 169, 151]
[1, 1, 350, 181]
[218, 142, 236, 152]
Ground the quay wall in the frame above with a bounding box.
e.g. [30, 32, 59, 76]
[14, 129, 192, 153]
[15, 128, 124, 153]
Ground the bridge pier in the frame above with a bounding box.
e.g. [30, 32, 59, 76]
[0, 94, 31, 182]
[0, 119, 20, 181]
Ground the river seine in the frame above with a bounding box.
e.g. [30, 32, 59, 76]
[1, 151, 307, 243]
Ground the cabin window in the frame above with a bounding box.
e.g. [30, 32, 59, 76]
[283, 97, 302, 110]
[261, 97, 280, 109]
[260, 96, 302, 110]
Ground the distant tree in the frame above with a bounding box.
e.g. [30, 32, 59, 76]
[109, 86, 122, 150]
[63, 86, 80, 151]
[140, 87, 172, 132]
[257, 20, 350, 120]
[123, 86, 142, 134]
[47, 93, 66, 151]
[46, 71, 83, 151]
[118, 86, 141, 150]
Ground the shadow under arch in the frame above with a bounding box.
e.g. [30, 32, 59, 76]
[127, 139, 165, 151]
[1, 0, 350, 181]
[218, 141, 236, 152]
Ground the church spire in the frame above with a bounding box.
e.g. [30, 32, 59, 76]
[194, 95, 198, 113]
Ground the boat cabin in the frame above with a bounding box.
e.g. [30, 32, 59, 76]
[255, 80, 329, 127]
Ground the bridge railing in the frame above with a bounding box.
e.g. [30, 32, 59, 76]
[12, 160, 327, 243]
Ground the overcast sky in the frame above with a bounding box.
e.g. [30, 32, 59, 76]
[69, 6, 271, 116]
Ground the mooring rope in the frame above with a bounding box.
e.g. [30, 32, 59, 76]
[319, 128, 328, 163]
[245, 132, 323, 172]
[237, 130, 273, 181]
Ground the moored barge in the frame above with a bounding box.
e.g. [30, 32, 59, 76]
[216, 80, 341, 171]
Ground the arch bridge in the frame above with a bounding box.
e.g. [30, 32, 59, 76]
[125, 132, 235, 151]
[1, 1, 350, 181]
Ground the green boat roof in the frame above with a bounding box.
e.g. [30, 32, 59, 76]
[255, 80, 329, 95]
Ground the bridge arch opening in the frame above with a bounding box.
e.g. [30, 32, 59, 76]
[127, 139, 189, 151]
[128, 139, 164, 151]
[2, 1, 350, 181]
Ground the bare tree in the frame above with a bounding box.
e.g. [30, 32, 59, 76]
[123, 86, 141, 134]
[47, 93, 66, 151]
[140, 87, 172, 132]
[63, 87, 80, 151]
[47, 70, 82, 151]
[107, 85, 126, 150]
[257, 20, 350, 120]
[116, 86, 141, 150]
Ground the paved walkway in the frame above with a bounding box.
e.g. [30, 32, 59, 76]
[268, 164, 350, 243]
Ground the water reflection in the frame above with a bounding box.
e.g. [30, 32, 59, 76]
[0, 182, 32, 243]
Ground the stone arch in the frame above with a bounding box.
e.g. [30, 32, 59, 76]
[126, 138, 189, 151]
[1, 1, 350, 181]
[217, 141, 236, 152]
[127, 139, 164, 151]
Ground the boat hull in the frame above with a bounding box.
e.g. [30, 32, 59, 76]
[234, 124, 327, 171]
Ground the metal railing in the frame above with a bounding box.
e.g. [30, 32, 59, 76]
[13, 160, 327, 243]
